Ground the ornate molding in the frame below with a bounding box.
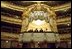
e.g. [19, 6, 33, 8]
[1, 15, 22, 25]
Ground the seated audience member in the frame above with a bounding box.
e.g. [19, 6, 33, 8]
[40, 29, 43, 32]
[35, 28, 38, 32]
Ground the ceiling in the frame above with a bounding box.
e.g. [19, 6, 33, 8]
[4, 1, 71, 7]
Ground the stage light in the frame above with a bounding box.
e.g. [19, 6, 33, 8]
[33, 19, 44, 25]
[6, 41, 8, 43]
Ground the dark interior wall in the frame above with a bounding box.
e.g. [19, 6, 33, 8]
[1, 21, 21, 33]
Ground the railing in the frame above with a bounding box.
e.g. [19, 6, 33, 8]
[1, 15, 71, 25]
[1, 32, 20, 39]
[1, 15, 22, 25]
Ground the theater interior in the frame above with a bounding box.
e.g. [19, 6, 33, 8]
[1, 1, 71, 48]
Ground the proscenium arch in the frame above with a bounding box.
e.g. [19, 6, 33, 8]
[21, 3, 58, 32]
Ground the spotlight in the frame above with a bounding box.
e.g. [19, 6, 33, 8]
[6, 41, 8, 43]
[34, 19, 44, 25]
